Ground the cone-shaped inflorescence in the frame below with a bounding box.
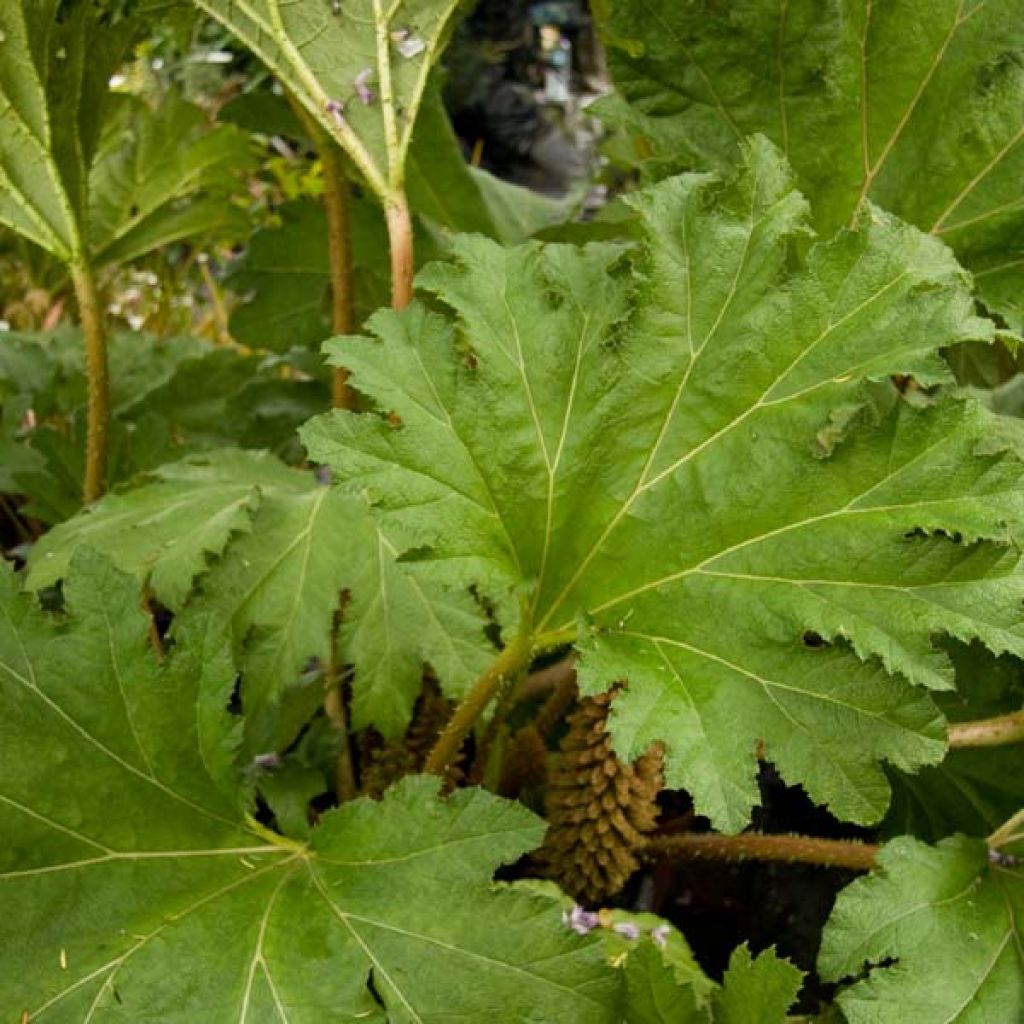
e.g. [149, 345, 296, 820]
[540, 689, 663, 904]
[499, 723, 549, 798]
[362, 678, 457, 796]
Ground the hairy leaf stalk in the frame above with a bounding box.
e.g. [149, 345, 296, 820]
[947, 709, 1024, 748]
[424, 634, 533, 776]
[385, 196, 414, 310]
[645, 832, 880, 872]
[322, 143, 357, 408]
[70, 260, 108, 503]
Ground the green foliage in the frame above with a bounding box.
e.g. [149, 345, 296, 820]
[27, 448, 493, 738]
[711, 946, 803, 1024]
[88, 91, 253, 266]
[0, 2, 249, 267]
[594, 0, 1024, 328]
[0, 331, 325, 521]
[229, 195, 392, 351]
[819, 835, 1024, 1021]
[194, 0, 470, 200]
[226, 86, 571, 350]
[303, 138, 1024, 831]
[884, 641, 1024, 841]
[3, 1, 1024, 1017]
[0, 553, 619, 1019]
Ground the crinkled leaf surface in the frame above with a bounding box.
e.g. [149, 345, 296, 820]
[194, 0, 468, 198]
[27, 449, 293, 608]
[0, 554, 616, 1021]
[303, 140, 1024, 831]
[819, 835, 1024, 1022]
[711, 946, 802, 1024]
[596, 0, 1024, 327]
[26, 449, 491, 735]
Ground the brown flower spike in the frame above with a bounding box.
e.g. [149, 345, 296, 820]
[540, 690, 663, 904]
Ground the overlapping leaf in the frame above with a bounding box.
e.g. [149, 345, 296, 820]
[27, 449, 292, 608]
[595, 0, 1024, 327]
[819, 834, 1024, 1021]
[303, 139, 1024, 831]
[194, 0, 469, 199]
[884, 641, 1024, 841]
[0, 332, 326, 520]
[26, 449, 492, 735]
[0, 553, 617, 1021]
[711, 946, 802, 1024]
[88, 92, 253, 265]
[227, 87, 571, 351]
[0, 2, 248, 267]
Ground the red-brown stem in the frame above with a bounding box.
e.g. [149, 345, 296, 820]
[70, 261, 108, 504]
[385, 195, 414, 310]
[517, 655, 577, 706]
[325, 608, 357, 803]
[645, 832, 879, 872]
[948, 710, 1024, 749]
[321, 142, 356, 409]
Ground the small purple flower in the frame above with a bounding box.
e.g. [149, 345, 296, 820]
[354, 67, 374, 105]
[325, 98, 346, 127]
[613, 922, 640, 941]
[650, 924, 670, 948]
[563, 904, 600, 935]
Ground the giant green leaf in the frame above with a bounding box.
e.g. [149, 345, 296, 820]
[819, 834, 1024, 1022]
[303, 139, 1024, 832]
[194, 0, 469, 200]
[595, 0, 1024, 327]
[0, 553, 618, 1021]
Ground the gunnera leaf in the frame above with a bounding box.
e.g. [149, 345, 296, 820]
[594, 0, 1024, 328]
[303, 138, 1024, 832]
[26, 449, 493, 737]
[819, 834, 1024, 1022]
[711, 945, 803, 1024]
[0, 552, 620, 1021]
[194, 0, 469, 202]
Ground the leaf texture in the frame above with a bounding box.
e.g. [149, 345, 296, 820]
[0, 553, 616, 1021]
[194, 0, 468, 198]
[595, 0, 1024, 327]
[87, 92, 253, 265]
[819, 835, 1024, 1022]
[26, 450, 492, 736]
[303, 140, 1024, 830]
